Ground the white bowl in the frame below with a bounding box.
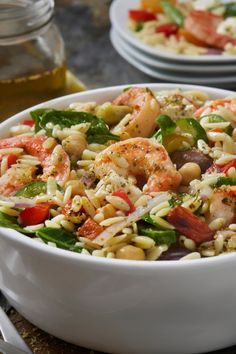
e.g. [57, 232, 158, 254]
[110, 0, 236, 64]
[0, 84, 236, 354]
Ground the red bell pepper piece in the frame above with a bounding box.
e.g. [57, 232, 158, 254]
[112, 189, 136, 214]
[0, 154, 18, 168]
[19, 203, 51, 227]
[78, 217, 103, 240]
[208, 128, 223, 133]
[155, 23, 178, 36]
[6, 154, 18, 168]
[22, 119, 34, 127]
[129, 9, 156, 22]
[61, 199, 73, 216]
[221, 160, 236, 174]
[155, 23, 178, 37]
[167, 206, 214, 244]
[208, 160, 236, 175]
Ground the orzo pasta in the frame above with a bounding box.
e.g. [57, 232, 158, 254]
[128, 1, 236, 56]
[0, 86, 235, 261]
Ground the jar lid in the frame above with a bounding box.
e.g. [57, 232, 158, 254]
[0, 0, 54, 39]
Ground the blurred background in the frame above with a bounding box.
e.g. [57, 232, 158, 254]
[0, 0, 152, 122]
[54, 0, 150, 88]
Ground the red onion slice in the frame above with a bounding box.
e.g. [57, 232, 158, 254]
[0, 197, 36, 208]
[93, 192, 170, 246]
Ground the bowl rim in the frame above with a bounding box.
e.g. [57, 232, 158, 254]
[111, 28, 236, 73]
[1, 82, 236, 269]
[110, 28, 236, 84]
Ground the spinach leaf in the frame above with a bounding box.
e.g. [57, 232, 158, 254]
[36, 227, 82, 252]
[30, 109, 119, 144]
[157, 115, 176, 134]
[30, 108, 54, 133]
[15, 181, 47, 198]
[224, 2, 236, 17]
[153, 115, 176, 143]
[0, 211, 32, 234]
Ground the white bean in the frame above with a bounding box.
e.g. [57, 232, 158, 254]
[178, 163, 201, 185]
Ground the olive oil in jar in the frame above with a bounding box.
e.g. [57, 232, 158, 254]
[0, 65, 66, 121]
[0, 0, 66, 121]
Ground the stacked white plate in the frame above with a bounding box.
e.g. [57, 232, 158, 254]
[110, 0, 236, 89]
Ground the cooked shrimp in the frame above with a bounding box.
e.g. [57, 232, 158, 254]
[112, 87, 160, 139]
[0, 165, 36, 196]
[194, 98, 236, 125]
[208, 189, 236, 226]
[185, 11, 236, 49]
[94, 137, 182, 193]
[0, 135, 70, 190]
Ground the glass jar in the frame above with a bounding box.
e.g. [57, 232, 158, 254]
[0, 0, 66, 121]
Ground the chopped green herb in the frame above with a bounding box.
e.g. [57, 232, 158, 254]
[135, 22, 144, 32]
[168, 194, 184, 208]
[216, 177, 236, 187]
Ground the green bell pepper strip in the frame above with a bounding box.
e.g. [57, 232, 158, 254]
[153, 115, 208, 149]
[216, 177, 236, 187]
[138, 222, 176, 245]
[161, 1, 184, 27]
[176, 118, 208, 143]
[142, 214, 168, 230]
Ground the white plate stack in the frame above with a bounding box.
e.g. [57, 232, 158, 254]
[110, 0, 236, 89]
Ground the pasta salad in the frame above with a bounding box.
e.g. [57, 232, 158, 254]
[0, 86, 235, 261]
[128, 0, 236, 56]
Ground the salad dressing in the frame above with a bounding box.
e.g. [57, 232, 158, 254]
[0, 1, 66, 121]
[0, 64, 66, 121]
